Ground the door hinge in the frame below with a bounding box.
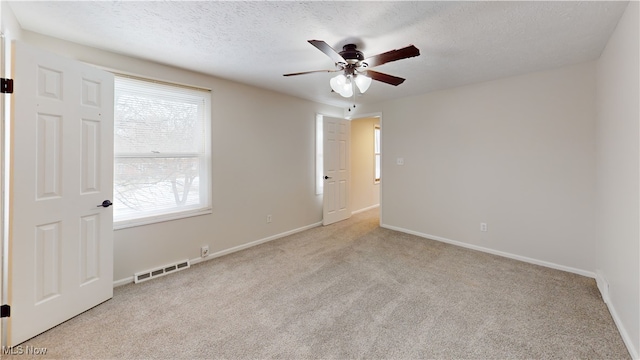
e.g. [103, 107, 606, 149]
[0, 304, 9, 318]
[1, 78, 13, 94]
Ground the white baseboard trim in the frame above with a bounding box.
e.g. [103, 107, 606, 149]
[190, 221, 322, 266]
[595, 270, 610, 304]
[595, 271, 638, 360]
[607, 302, 640, 360]
[113, 221, 323, 287]
[113, 277, 134, 287]
[351, 204, 380, 215]
[380, 223, 595, 278]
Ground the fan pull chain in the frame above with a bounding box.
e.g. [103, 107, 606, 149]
[348, 80, 356, 113]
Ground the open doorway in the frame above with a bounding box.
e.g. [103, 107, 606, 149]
[315, 113, 381, 226]
[349, 116, 380, 214]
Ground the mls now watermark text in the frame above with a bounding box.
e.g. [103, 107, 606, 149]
[2, 345, 48, 355]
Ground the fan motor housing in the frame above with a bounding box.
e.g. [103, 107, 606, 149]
[339, 44, 364, 64]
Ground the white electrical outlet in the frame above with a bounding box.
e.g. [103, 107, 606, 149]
[201, 246, 209, 257]
[480, 223, 488, 232]
[266, 214, 272, 223]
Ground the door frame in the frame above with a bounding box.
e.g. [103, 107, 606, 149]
[1, 32, 6, 347]
[317, 111, 383, 226]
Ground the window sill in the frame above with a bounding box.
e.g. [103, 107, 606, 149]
[114, 207, 212, 230]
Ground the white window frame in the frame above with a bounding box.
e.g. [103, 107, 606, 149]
[374, 124, 381, 184]
[316, 114, 324, 195]
[113, 75, 212, 229]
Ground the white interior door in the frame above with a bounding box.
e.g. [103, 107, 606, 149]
[323, 116, 351, 225]
[8, 41, 114, 346]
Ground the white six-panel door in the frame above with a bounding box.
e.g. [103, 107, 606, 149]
[323, 116, 351, 225]
[8, 41, 114, 346]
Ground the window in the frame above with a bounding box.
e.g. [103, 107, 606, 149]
[113, 75, 211, 228]
[316, 114, 324, 195]
[374, 124, 380, 183]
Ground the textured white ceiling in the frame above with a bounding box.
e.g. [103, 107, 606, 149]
[8, 1, 629, 108]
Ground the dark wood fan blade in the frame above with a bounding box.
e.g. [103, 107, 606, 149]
[308, 40, 347, 64]
[364, 45, 420, 68]
[283, 69, 341, 76]
[366, 70, 406, 86]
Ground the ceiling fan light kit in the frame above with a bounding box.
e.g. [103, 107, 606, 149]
[329, 74, 353, 97]
[354, 74, 372, 93]
[329, 73, 372, 98]
[284, 40, 420, 102]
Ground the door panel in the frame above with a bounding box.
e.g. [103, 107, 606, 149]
[81, 119, 102, 194]
[36, 113, 62, 199]
[323, 116, 351, 225]
[9, 41, 114, 346]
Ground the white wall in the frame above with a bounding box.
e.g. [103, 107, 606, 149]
[596, 2, 639, 358]
[19, 31, 342, 282]
[350, 117, 380, 212]
[358, 61, 598, 275]
[1, 1, 22, 41]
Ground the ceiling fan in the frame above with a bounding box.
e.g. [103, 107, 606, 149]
[284, 40, 420, 98]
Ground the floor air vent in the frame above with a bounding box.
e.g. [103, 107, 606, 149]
[134, 259, 190, 284]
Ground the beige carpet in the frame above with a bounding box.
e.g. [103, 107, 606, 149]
[6, 208, 630, 359]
